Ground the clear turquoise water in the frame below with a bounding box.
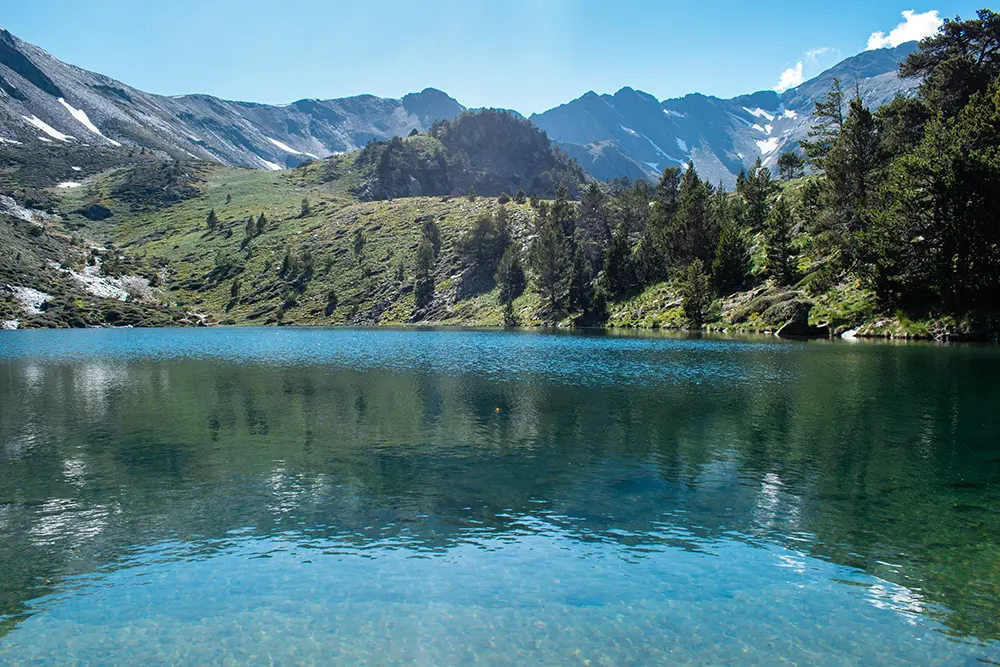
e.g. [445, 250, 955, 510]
[0, 327, 999, 665]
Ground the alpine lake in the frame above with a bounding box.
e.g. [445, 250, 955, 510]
[0, 327, 998, 665]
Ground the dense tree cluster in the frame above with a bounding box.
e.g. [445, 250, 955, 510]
[514, 160, 795, 325]
[352, 109, 588, 201]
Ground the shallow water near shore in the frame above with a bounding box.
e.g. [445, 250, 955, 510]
[1, 327, 999, 664]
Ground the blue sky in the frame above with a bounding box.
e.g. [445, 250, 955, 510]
[1, 1, 984, 115]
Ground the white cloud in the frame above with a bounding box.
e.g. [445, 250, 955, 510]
[867, 10, 943, 50]
[775, 62, 805, 92]
[806, 47, 832, 61]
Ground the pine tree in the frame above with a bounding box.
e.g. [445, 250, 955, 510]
[825, 97, 884, 231]
[241, 217, 255, 248]
[777, 151, 805, 180]
[514, 189, 527, 204]
[577, 182, 611, 274]
[603, 224, 635, 296]
[900, 9, 1000, 118]
[353, 228, 366, 258]
[529, 216, 571, 314]
[736, 158, 778, 232]
[666, 164, 718, 270]
[256, 213, 267, 236]
[496, 243, 526, 308]
[678, 259, 713, 326]
[422, 218, 442, 257]
[709, 189, 748, 295]
[712, 218, 750, 294]
[800, 78, 845, 167]
[764, 196, 796, 285]
[300, 198, 311, 217]
[549, 185, 577, 238]
[206, 209, 218, 231]
[413, 238, 435, 309]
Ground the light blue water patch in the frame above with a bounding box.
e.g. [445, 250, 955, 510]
[1, 524, 994, 666]
[0, 327, 791, 387]
[0, 328, 998, 664]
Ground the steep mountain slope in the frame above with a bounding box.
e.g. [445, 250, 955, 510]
[0, 28, 464, 170]
[531, 43, 919, 186]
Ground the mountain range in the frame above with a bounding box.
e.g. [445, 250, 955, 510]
[0, 27, 917, 186]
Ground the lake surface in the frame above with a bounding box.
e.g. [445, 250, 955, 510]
[0, 327, 998, 665]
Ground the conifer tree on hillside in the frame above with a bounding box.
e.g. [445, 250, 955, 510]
[666, 165, 718, 270]
[530, 216, 571, 314]
[496, 243, 526, 309]
[777, 151, 805, 180]
[578, 183, 612, 275]
[900, 9, 1000, 118]
[825, 97, 884, 231]
[678, 259, 714, 326]
[736, 158, 778, 233]
[800, 78, 845, 167]
[603, 224, 636, 297]
[206, 209, 218, 231]
[549, 185, 578, 238]
[712, 216, 750, 295]
[422, 217, 442, 257]
[765, 196, 796, 285]
[413, 238, 435, 310]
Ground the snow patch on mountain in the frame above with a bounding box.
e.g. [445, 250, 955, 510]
[675, 137, 688, 152]
[756, 138, 780, 155]
[620, 126, 639, 137]
[0, 137, 22, 145]
[57, 98, 121, 146]
[266, 136, 320, 160]
[56, 181, 82, 188]
[23, 115, 74, 142]
[260, 159, 282, 171]
[781, 110, 798, 119]
[744, 107, 776, 122]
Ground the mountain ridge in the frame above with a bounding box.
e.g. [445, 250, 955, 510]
[531, 42, 919, 185]
[1, 28, 916, 186]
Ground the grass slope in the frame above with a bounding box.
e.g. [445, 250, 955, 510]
[3, 156, 964, 338]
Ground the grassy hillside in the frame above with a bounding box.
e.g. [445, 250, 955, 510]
[0, 157, 937, 335]
[37, 161, 548, 327]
